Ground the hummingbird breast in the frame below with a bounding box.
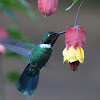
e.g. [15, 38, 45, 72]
[29, 46, 52, 69]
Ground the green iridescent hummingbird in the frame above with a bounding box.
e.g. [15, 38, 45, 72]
[0, 31, 65, 96]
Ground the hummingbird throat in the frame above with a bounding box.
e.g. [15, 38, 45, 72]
[40, 44, 51, 48]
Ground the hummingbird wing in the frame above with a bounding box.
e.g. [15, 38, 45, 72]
[0, 38, 37, 57]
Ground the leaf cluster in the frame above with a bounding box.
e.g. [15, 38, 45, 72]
[0, 0, 35, 21]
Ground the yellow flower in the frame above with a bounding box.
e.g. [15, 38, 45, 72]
[63, 46, 84, 63]
[63, 25, 86, 71]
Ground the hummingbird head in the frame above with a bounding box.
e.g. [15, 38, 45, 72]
[41, 31, 65, 47]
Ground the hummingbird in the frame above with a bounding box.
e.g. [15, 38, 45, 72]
[0, 31, 65, 96]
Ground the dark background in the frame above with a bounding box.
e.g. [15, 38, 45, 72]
[0, 0, 100, 100]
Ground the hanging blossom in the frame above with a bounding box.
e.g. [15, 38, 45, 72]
[0, 29, 8, 55]
[38, 0, 58, 16]
[62, 25, 86, 71]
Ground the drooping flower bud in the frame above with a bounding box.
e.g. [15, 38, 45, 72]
[62, 25, 86, 71]
[0, 29, 8, 55]
[38, 0, 58, 16]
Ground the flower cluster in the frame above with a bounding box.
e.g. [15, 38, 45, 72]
[62, 25, 86, 71]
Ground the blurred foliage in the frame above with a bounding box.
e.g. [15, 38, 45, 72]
[0, 0, 33, 85]
[65, 0, 78, 11]
[5, 26, 29, 59]
[7, 26, 27, 40]
[7, 70, 20, 84]
[4, 27, 28, 84]
[5, 50, 22, 58]
[0, 0, 36, 22]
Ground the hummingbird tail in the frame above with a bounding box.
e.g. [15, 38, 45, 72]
[16, 64, 40, 96]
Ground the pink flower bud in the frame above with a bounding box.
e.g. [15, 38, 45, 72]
[65, 25, 86, 50]
[0, 29, 8, 40]
[38, 0, 58, 16]
[0, 29, 8, 55]
[0, 45, 6, 55]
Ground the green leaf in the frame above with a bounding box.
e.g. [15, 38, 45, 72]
[0, 0, 25, 9]
[5, 49, 29, 60]
[7, 27, 26, 40]
[5, 50, 22, 58]
[18, 0, 30, 7]
[0, 0, 37, 22]
[4, 7, 18, 22]
[22, 9, 40, 25]
[7, 71, 20, 84]
[73, 0, 78, 3]
[0, 4, 4, 11]
[23, 9, 36, 20]
[5, 27, 29, 58]
[65, 0, 78, 11]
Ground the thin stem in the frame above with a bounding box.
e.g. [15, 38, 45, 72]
[74, 0, 85, 26]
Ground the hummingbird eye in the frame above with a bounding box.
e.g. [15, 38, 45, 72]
[48, 34, 53, 37]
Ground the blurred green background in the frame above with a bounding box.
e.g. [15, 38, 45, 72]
[0, 0, 100, 100]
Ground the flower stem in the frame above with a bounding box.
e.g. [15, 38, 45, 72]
[74, 0, 85, 26]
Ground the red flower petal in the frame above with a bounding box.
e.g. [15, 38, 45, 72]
[38, 0, 58, 16]
[65, 25, 86, 50]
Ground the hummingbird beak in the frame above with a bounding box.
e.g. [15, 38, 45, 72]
[58, 31, 65, 35]
[49, 31, 65, 47]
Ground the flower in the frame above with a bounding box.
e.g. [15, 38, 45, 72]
[0, 45, 6, 55]
[0, 29, 8, 55]
[62, 25, 86, 71]
[38, 0, 58, 16]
